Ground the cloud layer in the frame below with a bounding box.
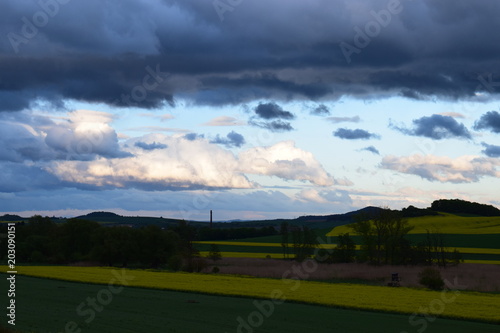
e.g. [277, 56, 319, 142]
[0, 110, 334, 192]
[2, 1, 500, 217]
[2, 1, 500, 112]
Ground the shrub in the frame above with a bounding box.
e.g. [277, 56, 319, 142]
[419, 267, 444, 290]
[212, 266, 220, 273]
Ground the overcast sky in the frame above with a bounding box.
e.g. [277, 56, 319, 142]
[1, 0, 500, 220]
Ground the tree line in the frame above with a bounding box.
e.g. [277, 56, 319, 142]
[0, 216, 275, 271]
[280, 223, 318, 261]
[315, 209, 462, 266]
[431, 199, 500, 216]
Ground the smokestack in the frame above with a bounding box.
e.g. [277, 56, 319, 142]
[210, 210, 213, 228]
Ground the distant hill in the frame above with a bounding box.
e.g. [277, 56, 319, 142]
[78, 211, 122, 219]
[6, 198, 498, 229]
[298, 206, 385, 222]
[75, 211, 184, 228]
[0, 214, 26, 221]
[67, 202, 479, 230]
[431, 199, 500, 216]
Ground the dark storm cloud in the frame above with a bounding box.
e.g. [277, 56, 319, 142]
[198, 74, 333, 105]
[210, 131, 245, 148]
[333, 128, 379, 140]
[311, 104, 331, 116]
[474, 111, 500, 133]
[2, 0, 500, 111]
[392, 115, 472, 140]
[254, 103, 295, 120]
[362, 146, 380, 155]
[0, 56, 173, 111]
[481, 143, 500, 158]
[134, 141, 168, 150]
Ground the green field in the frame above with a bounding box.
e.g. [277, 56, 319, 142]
[2, 274, 500, 333]
[6, 266, 500, 323]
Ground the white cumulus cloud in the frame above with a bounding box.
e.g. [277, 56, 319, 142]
[48, 138, 336, 190]
[381, 154, 500, 183]
[238, 141, 334, 186]
[49, 134, 254, 190]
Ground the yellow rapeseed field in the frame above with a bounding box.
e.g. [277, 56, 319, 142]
[195, 240, 342, 250]
[463, 260, 500, 265]
[7, 265, 500, 324]
[194, 241, 283, 247]
[198, 241, 498, 257]
[454, 248, 500, 255]
[199, 251, 282, 258]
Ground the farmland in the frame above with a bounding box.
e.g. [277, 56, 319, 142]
[3, 265, 500, 324]
[1, 207, 499, 332]
[3, 275, 500, 333]
[192, 213, 500, 264]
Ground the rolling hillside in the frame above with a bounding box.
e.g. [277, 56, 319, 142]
[326, 213, 500, 236]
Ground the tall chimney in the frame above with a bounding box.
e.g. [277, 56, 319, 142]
[210, 210, 213, 228]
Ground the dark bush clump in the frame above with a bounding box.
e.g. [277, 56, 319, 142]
[419, 267, 444, 290]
